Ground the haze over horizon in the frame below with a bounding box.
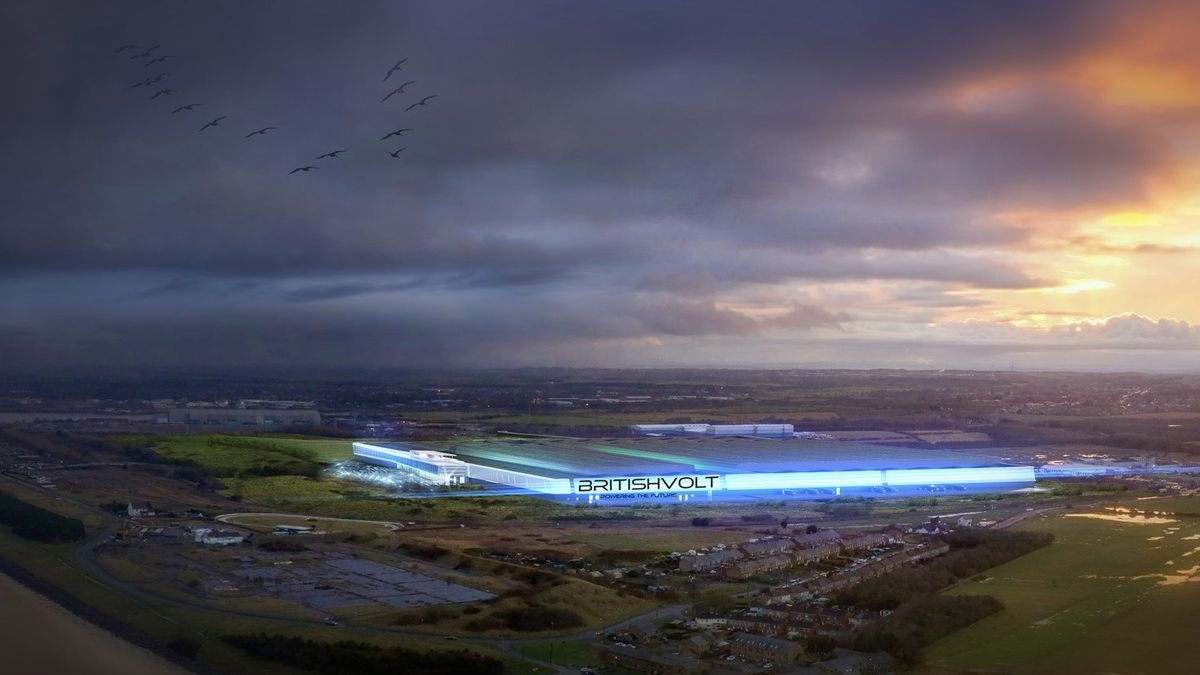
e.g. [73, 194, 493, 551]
[3, 1, 1199, 371]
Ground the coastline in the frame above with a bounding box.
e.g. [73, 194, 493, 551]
[0, 558, 204, 675]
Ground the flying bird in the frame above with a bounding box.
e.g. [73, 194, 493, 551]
[243, 126, 278, 138]
[113, 44, 137, 54]
[384, 58, 408, 81]
[388, 147, 406, 158]
[144, 55, 171, 66]
[380, 128, 412, 140]
[199, 116, 226, 131]
[381, 81, 416, 102]
[149, 88, 176, 99]
[136, 44, 161, 59]
[315, 150, 346, 159]
[147, 73, 170, 84]
[404, 94, 437, 111]
[289, 166, 319, 174]
[130, 78, 152, 88]
[171, 103, 201, 113]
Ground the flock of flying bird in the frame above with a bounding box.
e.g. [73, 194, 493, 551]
[112, 44, 438, 174]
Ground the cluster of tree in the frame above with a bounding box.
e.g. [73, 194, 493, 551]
[222, 634, 504, 675]
[691, 589, 736, 615]
[0, 492, 86, 543]
[739, 513, 777, 523]
[496, 605, 584, 631]
[167, 633, 202, 660]
[397, 541, 450, 560]
[852, 594, 1003, 665]
[465, 604, 584, 632]
[833, 530, 1054, 610]
[99, 500, 128, 514]
[816, 501, 874, 518]
[1050, 480, 1129, 497]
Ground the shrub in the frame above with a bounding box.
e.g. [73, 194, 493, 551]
[222, 634, 503, 675]
[0, 492, 85, 542]
[497, 606, 584, 632]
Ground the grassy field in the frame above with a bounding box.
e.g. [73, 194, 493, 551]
[520, 640, 604, 668]
[142, 435, 354, 474]
[921, 498, 1200, 674]
[1004, 411, 1200, 423]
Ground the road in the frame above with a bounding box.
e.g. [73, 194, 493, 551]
[215, 511, 405, 531]
[0, 479, 646, 674]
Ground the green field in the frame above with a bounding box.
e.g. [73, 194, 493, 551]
[520, 640, 603, 668]
[142, 435, 353, 473]
[922, 500, 1200, 674]
[1004, 411, 1200, 423]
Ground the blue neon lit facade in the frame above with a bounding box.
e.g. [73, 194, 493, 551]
[352, 441, 1036, 503]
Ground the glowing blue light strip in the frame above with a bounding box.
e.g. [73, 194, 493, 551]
[465, 463, 572, 495]
[885, 466, 1034, 485]
[724, 470, 884, 490]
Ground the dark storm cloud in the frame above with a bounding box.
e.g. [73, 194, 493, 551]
[0, 0, 1170, 367]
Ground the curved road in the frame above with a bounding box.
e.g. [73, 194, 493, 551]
[1, 476, 683, 673]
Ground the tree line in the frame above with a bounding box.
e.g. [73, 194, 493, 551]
[0, 491, 86, 543]
[827, 529, 1054, 665]
[222, 634, 505, 675]
[832, 529, 1054, 610]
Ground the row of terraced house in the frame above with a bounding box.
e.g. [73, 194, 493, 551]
[761, 541, 952, 605]
[678, 529, 898, 579]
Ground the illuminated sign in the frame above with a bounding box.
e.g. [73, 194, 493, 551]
[575, 475, 721, 494]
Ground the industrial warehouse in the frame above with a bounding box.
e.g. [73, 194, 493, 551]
[351, 435, 1035, 504]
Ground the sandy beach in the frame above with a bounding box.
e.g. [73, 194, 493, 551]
[0, 572, 195, 675]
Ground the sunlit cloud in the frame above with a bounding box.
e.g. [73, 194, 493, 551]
[1, 1, 1199, 370]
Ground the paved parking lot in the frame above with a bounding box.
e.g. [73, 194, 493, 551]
[231, 553, 493, 612]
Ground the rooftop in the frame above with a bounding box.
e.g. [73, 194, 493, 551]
[366, 436, 1017, 479]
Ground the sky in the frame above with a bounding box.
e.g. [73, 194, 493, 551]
[1, 0, 1198, 371]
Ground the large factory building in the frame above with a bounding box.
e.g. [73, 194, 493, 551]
[351, 437, 1034, 504]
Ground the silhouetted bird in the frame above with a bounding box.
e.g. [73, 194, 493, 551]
[381, 81, 416, 102]
[113, 44, 137, 54]
[147, 73, 169, 84]
[389, 147, 407, 158]
[130, 78, 152, 88]
[172, 103, 201, 113]
[243, 126, 278, 138]
[315, 150, 346, 159]
[136, 44, 161, 59]
[150, 88, 176, 99]
[144, 55, 171, 66]
[384, 58, 408, 81]
[404, 94, 437, 111]
[289, 166, 319, 174]
[199, 116, 226, 131]
[380, 128, 412, 140]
